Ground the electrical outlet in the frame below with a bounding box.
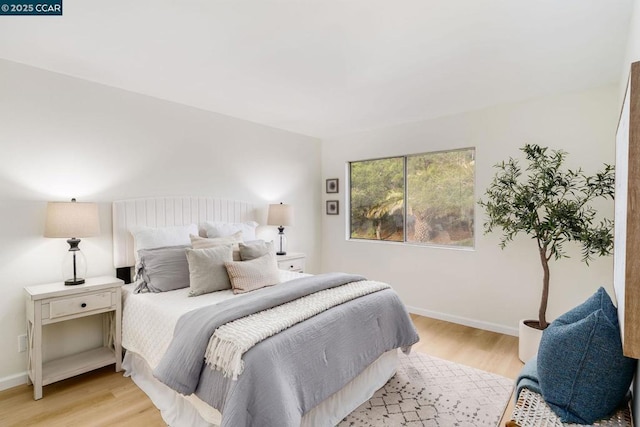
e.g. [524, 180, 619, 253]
[18, 334, 27, 353]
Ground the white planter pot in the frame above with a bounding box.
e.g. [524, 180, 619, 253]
[518, 319, 544, 363]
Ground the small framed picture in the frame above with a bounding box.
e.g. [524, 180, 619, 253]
[326, 178, 339, 193]
[326, 200, 339, 215]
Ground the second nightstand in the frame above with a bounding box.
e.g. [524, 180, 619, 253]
[276, 252, 306, 273]
[24, 276, 123, 400]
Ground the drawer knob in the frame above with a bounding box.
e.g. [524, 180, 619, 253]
[81, 303, 87, 308]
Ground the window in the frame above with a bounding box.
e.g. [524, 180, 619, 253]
[349, 148, 475, 247]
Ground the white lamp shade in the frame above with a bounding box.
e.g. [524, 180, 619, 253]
[44, 200, 100, 238]
[267, 203, 294, 227]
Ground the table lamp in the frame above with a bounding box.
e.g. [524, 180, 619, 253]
[44, 198, 100, 285]
[267, 203, 294, 255]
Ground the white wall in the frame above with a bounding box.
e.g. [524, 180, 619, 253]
[321, 85, 618, 335]
[621, 0, 640, 100]
[0, 59, 321, 387]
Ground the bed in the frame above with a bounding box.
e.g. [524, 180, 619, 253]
[113, 196, 419, 427]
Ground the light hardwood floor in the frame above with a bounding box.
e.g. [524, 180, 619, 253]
[0, 314, 522, 427]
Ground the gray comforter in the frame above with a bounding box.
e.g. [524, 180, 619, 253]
[154, 272, 419, 427]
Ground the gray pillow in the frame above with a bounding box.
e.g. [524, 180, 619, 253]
[186, 245, 234, 296]
[134, 245, 190, 293]
[239, 240, 273, 261]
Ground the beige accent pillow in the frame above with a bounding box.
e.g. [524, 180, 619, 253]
[224, 252, 280, 294]
[186, 245, 234, 296]
[190, 232, 242, 260]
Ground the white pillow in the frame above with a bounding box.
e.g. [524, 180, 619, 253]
[202, 221, 259, 241]
[130, 224, 198, 256]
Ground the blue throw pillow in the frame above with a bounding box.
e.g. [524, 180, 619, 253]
[537, 288, 635, 424]
[553, 287, 618, 327]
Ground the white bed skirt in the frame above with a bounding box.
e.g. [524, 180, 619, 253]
[123, 349, 399, 427]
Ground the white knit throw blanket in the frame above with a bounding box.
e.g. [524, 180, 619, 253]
[205, 280, 390, 380]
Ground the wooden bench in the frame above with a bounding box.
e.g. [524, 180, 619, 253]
[507, 388, 633, 427]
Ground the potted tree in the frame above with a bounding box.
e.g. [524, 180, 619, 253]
[478, 144, 615, 362]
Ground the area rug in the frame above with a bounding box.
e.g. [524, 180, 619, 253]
[339, 352, 514, 427]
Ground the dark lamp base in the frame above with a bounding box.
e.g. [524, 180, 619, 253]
[276, 251, 286, 256]
[65, 278, 85, 286]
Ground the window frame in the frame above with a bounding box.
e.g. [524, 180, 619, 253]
[346, 147, 476, 250]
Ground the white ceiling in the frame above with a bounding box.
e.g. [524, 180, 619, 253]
[0, 0, 633, 138]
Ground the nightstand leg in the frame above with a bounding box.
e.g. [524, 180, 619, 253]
[25, 320, 32, 386]
[32, 301, 43, 400]
[33, 381, 42, 400]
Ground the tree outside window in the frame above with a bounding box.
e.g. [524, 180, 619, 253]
[349, 148, 475, 247]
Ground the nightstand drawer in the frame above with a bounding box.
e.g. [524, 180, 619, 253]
[278, 258, 305, 272]
[48, 291, 112, 319]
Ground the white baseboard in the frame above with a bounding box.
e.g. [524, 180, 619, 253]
[0, 371, 27, 392]
[406, 305, 519, 337]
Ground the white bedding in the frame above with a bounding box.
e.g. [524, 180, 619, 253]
[122, 269, 308, 369]
[121, 269, 399, 427]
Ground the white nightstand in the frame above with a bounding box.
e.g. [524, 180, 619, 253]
[24, 276, 124, 400]
[276, 252, 306, 273]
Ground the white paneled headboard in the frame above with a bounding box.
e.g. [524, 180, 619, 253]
[112, 197, 259, 268]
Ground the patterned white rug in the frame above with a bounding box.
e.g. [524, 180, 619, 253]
[339, 352, 514, 427]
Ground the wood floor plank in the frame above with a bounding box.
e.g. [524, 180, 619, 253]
[0, 315, 522, 426]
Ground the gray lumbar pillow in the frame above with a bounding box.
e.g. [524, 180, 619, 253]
[134, 245, 190, 293]
[239, 240, 273, 261]
[186, 245, 234, 296]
